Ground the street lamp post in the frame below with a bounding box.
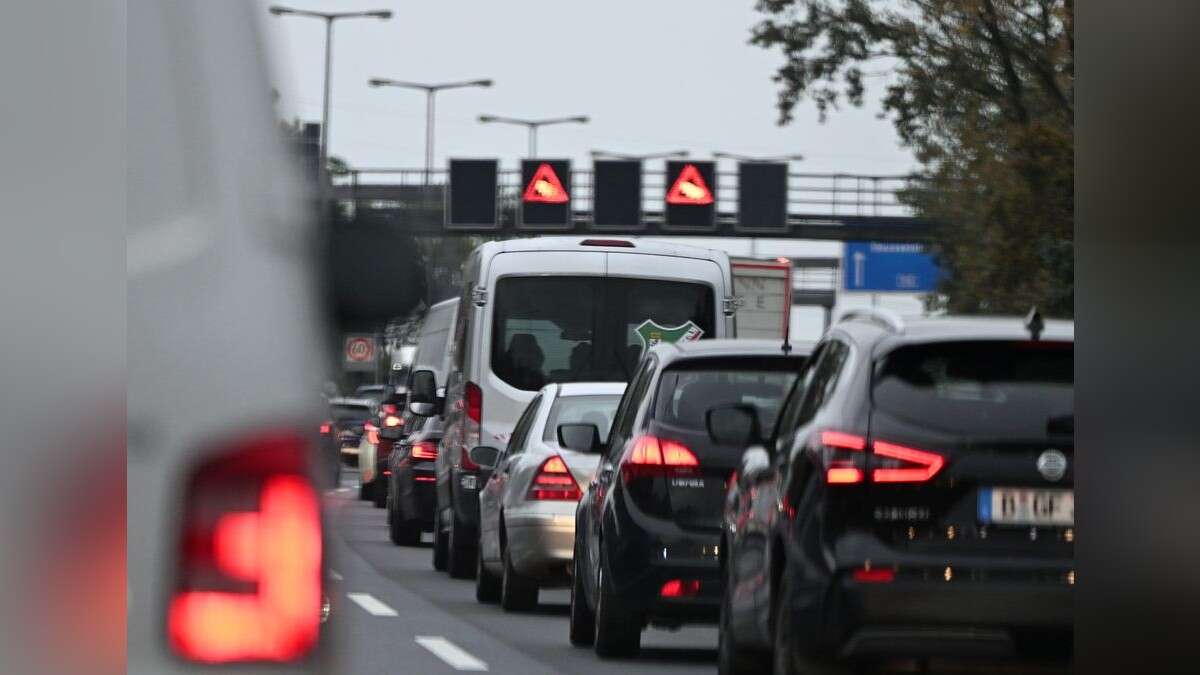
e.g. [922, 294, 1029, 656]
[477, 115, 590, 158]
[268, 6, 392, 177]
[589, 149, 690, 160]
[712, 151, 805, 162]
[368, 78, 494, 183]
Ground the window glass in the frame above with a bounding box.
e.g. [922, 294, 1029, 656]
[655, 362, 799, 433]
[607, 356, 656, 457]
[542, 394, 623, 447]
[490, 276, 714, 391]
[794, 341, 849, 427]
[330, 404, 371, 423]
[504, 395, 542, 456]
[873, 340, 1073, 437]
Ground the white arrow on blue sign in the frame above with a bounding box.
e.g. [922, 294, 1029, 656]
[843, 241, 943, 292]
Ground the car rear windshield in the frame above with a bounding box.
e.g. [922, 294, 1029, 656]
[872, 340, 1073, 437]
[491, 276, 714, 391]
[654, 359, 800, 434]
[331, 404, 371, 422]
[542, 394, 623, 448]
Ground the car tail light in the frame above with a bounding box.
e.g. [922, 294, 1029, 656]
[871, 440, 944, 483]
[527, 455, 583, 501]
[318, 421, 331, 435]
[382, 403, 397, 414]
[414, 476, 436, 483]
[817, 430, 944, 485]
[852, 567, 895, 583]
[168, 431, 322, 664]
[620, 435, 699, 482]
[411, 441, 438, 461]
[465, 381, 482, 424]
[364, 422, 379, 445]
[581, 238, 635, 248]
[383, 414, 402, 428]
[659, 579, 700, 597]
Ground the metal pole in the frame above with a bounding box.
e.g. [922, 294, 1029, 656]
[425, 90, 435, 185]
[529, 125, 537, 158]
[319, 17, 334, 174]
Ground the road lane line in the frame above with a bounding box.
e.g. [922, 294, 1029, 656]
[415, 636, 488, 671]
[328, 570, 343, 581]
[346, 592, 398, 617]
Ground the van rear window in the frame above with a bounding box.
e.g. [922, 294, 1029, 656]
[872, 340, 1073, 437]
[491, 276, 714, 391]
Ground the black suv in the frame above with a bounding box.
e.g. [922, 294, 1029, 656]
[718, 311, 1074, 674]
[387, 415, 443, 546]
[570, 339, 809, 658]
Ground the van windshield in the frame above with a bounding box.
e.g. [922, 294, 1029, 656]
[491, 276, 714, 391]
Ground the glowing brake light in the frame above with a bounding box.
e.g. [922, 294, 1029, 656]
[660, 579, 701, 597]
[381, 403, 397, 415]
[528, 455, 583, 501]
[621, 435, 699, 481]
[364, 422, 379, 445]
[383, 414, 402, 428]
[318, 421, 331, 435]
[852, 567, 895, 583]
[411, 441, 438, 461]
[818, 430, 944, 485]
[872, 440, 944, 483]
[820, 430, 867, 485]
[168, 432, 322, 664]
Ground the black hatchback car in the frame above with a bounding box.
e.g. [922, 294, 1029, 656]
[570, 339, 809, 657]
[387, 415, 443, 546]
[717, 310, 1074, 674]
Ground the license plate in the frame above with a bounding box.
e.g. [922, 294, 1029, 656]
[978, 487, 1073, 526]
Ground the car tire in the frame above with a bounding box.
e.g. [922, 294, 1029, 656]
[593, 552, 640, 658]
[500, 541, 538, 611]
[446, 510, 476, 580]
[372, 478, 387, 508]
[772, 575, 848, 675]
[719, 580, 770, 675]
[388, 501, 421, 547]
[475, 549, 501, 603]
[358, 479, 369, 501]
[432, 509, 449, 571]
[569, 538, 595, 646]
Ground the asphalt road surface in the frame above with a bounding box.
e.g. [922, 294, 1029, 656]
[321, 471, 1070, 674]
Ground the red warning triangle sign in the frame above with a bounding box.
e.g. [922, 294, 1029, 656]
[522, 163, 569, 204]
[666, 163, 714, 205]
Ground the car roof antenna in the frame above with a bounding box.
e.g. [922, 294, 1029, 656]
[1024, 306, 1044, 341]
[781, 316, 792, 355]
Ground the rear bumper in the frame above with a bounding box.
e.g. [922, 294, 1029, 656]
[505, 513, 575, 584]
[603, 527, 723, 624]
[397, 469, 437, 527]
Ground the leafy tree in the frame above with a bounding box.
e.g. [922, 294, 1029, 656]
[751, 0, 1073, 315]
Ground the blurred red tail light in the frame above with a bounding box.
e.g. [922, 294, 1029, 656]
[659, 579, 701, 597]
[621, 434, 699, 481]
[168, 431, 322, 664]
[528, 455, 582, 500]
[381, 403, 397, 414]
[465, 381, 482, 424]
[364, 422, 379, 445]
[872, 440, 944, 483]
[411, 441, 438, 461]
[318, 421, 331, 435]
[852, 567, 895, 583]
[383, 414, 402, 428]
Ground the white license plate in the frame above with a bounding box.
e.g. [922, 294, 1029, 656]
[978, 487, 1073, 526]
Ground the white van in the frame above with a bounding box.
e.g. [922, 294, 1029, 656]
[411, 236, 735, 577]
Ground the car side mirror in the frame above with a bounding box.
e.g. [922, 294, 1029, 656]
[738, 445, 774, 487]
[558, 423, 602, 453]
[706, 404, 763, 448]
[408, 369, 441, 416]
[468, 445, 501, 470]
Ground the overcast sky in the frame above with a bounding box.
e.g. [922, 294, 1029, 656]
[257, 0, 916, 175]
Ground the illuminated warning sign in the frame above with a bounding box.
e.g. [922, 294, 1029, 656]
[666, 163, 714, 205]
[522, 162, 569, 204]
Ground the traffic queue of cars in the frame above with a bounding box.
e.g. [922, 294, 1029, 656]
[342, 235, 1075, 673]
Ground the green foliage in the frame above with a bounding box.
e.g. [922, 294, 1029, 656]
[752, 0, 1073, 316]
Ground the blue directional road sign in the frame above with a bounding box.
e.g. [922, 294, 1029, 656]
[843, 241, 943, 292]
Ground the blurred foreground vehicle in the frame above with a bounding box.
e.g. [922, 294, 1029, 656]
[386, 415, 445, 545]
[570, 340, 808, 657]
[718, 310, 1074, 674]
[127, 3, 415, 672]
[410, 236, 736, 579]
[473, 383, 625, 610]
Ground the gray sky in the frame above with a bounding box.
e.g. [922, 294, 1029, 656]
[258, 0, 916, 175]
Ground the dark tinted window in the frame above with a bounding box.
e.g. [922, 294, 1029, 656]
[491, 276, 714, 391]
[543, 394, 623, 447]
[330, 404, 371, 423]
[873, 340, 1073, 437]
[505, 395, 542, 455]
[655, 360, 799, 433]
[793, 340, 850, 427]
[608, 356, 657, 457]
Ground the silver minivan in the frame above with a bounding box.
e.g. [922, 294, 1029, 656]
[409, 236, 735, 578]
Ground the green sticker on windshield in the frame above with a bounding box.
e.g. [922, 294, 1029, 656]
[634, 319, 704, 351]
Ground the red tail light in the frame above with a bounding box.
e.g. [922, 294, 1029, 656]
[528, 455, 583, 501]
[383, 414, 402, 428]
[168, 431, 322, 664]
[364, 422, 379, 445]
[872, 440, 944, 483]
[318, 421, 331, 435]
[465, 381, 482, 424]
[411, 441, 438, 461]
[621, 435, 699, 481]
[852, 567, 895, 583]
[659, 579, 701, 597]
[817, 430, 944, 485]
[381, 403, 397, 414]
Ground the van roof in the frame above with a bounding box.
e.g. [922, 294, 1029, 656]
[478, 236, 729, 263]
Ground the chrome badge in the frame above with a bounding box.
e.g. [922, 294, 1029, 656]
[1036, 449, 1068, 482]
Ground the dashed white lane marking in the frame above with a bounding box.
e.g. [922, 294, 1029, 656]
[328, 570, 343, 581]
[415, 636, 489, 671]
[336, 487, 352, 493]
[346, 592, 398, 616]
